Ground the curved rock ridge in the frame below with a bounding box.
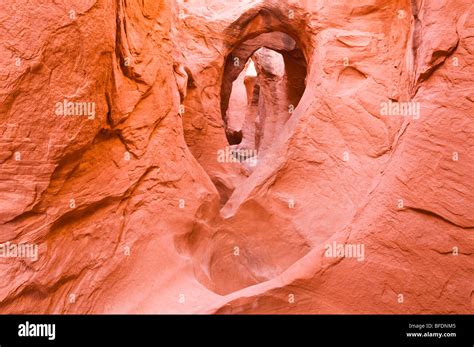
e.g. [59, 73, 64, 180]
[0, 0, 472, 313]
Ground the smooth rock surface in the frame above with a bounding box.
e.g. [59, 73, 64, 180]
[0, 0, 472, 313]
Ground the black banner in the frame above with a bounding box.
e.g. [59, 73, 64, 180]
[0, 315, 472, 346]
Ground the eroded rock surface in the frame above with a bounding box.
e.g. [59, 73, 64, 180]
[0, 0, 472, 313]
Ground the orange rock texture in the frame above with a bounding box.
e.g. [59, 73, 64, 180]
[0, 0, 473, 313]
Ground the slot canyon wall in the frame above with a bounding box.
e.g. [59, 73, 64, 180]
[0, 0, 473, 313]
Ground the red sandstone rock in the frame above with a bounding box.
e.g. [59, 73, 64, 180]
[0, 0, 472, 314]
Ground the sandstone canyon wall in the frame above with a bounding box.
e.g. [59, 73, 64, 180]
[0, 0, 473, 313]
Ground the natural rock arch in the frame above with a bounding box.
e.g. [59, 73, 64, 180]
[180, 6, 312, 206]
[220, 32, 308, 156]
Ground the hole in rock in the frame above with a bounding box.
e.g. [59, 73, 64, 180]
[177, 22, 314, 296]
[221, 32, 307, 165]
[181, 31, 308, 208]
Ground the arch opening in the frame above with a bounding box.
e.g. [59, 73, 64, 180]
[180, 28, 309, 208]
[220, 31, 308, 166]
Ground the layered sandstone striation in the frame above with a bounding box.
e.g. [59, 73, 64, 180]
[0, 0, 473, 313]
